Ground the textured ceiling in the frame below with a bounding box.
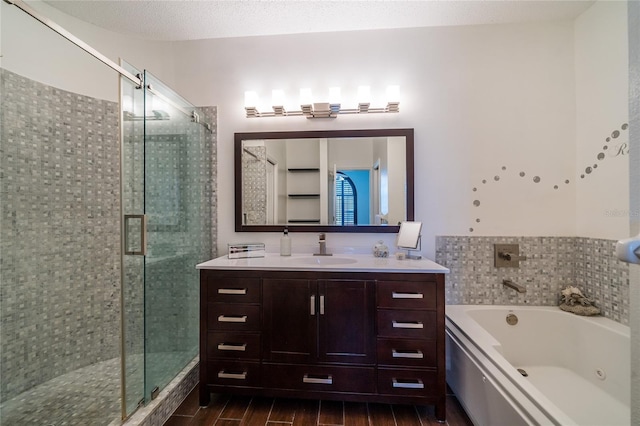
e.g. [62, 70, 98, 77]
[43, 0, 596, 42]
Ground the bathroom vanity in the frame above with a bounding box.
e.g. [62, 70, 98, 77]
[197, 254, 449, 421]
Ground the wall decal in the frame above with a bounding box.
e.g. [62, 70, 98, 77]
[469, 123, 628, 232]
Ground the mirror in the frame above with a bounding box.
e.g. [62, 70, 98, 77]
[235, 128, 414, 233]
[396, 221, 422, 250]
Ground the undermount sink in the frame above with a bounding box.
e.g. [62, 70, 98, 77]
[290, 256, 359, 266]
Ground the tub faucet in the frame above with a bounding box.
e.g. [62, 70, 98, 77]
[314, 233, 332, 256]
[503, 279, 526, 293]
[499, 251, 528, 262]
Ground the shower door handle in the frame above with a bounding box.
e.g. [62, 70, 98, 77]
[124, 214, 147, 256]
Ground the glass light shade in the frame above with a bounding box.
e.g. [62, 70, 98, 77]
[300, 88, 313, 105]
[329, 87, 341, 104]
[244, 91, 259, 108]
[386, 85, 400, 103]
[357, 86, 371, 103]
[272, 89, 285, 107]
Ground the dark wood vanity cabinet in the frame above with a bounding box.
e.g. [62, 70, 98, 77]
[200, 269, 446, 422]
[263, 278, 375, 364]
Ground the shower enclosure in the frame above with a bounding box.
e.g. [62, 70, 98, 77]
[0, 2, 215, 423]
[120, 62, 213, 417]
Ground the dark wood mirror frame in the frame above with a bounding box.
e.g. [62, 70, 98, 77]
[235, 128, 414, 233]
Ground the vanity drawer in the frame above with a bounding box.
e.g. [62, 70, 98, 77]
[208, 304, 261, 331]
[377, 309, 436, 339]
[207, 360, 261, 387]
[207, 332, 261, 360]
[377, 368, 437, 397]
[208, 278, 260, 303]
[377, 281, 436, 310]
[263, 363, 375, 394]
[377, 338, 436, 368]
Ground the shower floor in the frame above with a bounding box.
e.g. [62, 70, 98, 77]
[0, 357, 121, 426]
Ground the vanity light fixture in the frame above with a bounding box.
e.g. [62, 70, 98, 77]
[243, 86, 400, 118]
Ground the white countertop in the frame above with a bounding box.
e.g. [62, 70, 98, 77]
[196, 253, 449, 274]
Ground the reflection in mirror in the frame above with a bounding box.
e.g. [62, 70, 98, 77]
[235, 129, 414, 233]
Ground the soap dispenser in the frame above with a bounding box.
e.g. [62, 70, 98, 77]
[280, 227, 291, 256]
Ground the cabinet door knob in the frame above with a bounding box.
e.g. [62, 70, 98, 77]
[217, 343, 247, 351]
[319, 295, 325, 315]
[218, 370, 247, 380]
[392, 349, 424, 359]
[217, 315, 248, 323]
[303, 374, 333, 385]
[392, 291, 423, 299]
[392, 378, 424, 389]
[310, 295, 316, 316]
[392, 320, 424, 329]
[218, 288, 247, 295]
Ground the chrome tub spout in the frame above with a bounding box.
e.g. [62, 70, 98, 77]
[503, 279, 526, 293]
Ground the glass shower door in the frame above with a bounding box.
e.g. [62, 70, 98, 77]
[141, 70, 203, 402]
[121, 63, 146, 416]
[121, 64, 211, 416]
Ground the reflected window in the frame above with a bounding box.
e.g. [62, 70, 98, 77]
[335, 172, 357, 225]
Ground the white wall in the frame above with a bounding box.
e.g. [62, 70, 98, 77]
[575, 0, 629, 240]
[0, 0, 175, 102]
[168, 21, 577, 257]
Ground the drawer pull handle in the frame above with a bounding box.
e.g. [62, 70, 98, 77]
[218, 315, 248, 323]
[392, 320, 424, 329]
[217, 343, 247, 351]
[218, 370, 247, 380]
[303, 374, 333, 385]
[392, 378, 424, 389]
[392, 292, 423, 299]
[218, 288, 247, 295]
[392, 349, 424, 359]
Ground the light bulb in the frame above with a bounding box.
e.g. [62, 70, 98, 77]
[272, 89, 285, 107]
[357, 86, 371, 104]
[386, 85, 400, 103]
[329, 87, 341, 104]
[244, 91, 259, 108]
[300, 88, 313, 106]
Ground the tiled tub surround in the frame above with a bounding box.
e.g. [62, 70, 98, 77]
[436, 236, 630, 325]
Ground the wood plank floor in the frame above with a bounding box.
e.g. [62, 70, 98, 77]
[163, 386, 473, 426]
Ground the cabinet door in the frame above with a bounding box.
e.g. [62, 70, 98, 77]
[318, 280, 375, 364]
[263, 278, 316, 363]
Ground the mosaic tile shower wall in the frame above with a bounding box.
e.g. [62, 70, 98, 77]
[436, 236, 630, 325]
[242, 145, 267, 225]
[0, 68, 121, 401]
[143, 110, 216, 355]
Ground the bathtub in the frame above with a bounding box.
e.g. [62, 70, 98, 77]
[445, 305, 630, 426]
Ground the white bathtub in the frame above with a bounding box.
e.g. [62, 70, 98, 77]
[445, 305, 630, 426]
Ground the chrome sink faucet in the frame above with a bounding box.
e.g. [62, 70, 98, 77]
[314, 233, 333, 256]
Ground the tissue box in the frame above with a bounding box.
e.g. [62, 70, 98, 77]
[228, 243, 266, 259]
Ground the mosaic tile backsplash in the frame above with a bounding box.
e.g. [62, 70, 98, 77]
[435, 236, 630, 325]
